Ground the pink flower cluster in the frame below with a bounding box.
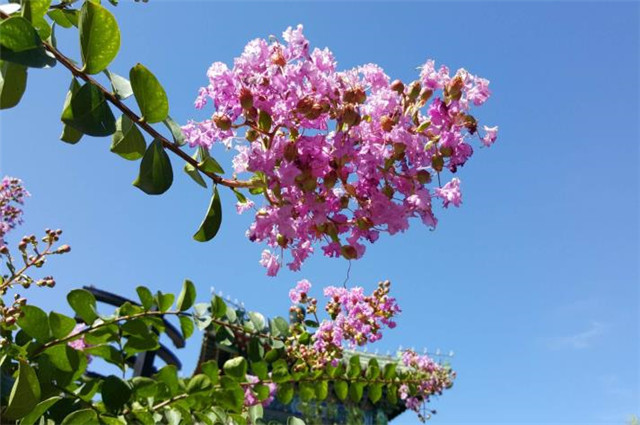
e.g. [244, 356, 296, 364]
[0, 177, 29, 245]
[244, 375, 276, 407]
[287, 279, 400, 367]
[184, 25, 498, 275]
[399, 349, 455, 418]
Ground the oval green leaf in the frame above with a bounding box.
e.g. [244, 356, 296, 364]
[4, 360, 41, 420]
[101, 375, 132, 413]
[129, 63, 168, 123]
[67, 289, 99, 324]
[133, 139, 173, 195]
[176, 279, 196, 311]
[60, 82, 116, 137]
[111, 115, 146, 160]
[79, 1, 120, 74]
[0, 60, 27, 110]
[193, 186, 222, 242]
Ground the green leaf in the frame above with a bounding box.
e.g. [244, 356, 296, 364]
[136, 286, 154, 310]
[100, 416, 126, 425]
[131, 377, 157, 398]
[276, 382, 294, 404]
[0, 16, 55, 68]
[349, 381, 364, 403]
[211, 295, 226, 319]
[21, 0, 51, 40]
[347, 355, 361, 378]
[155, 291, 174, 312]
[270, 317, 290, 338]
[184, 160, 207, 189]
[299, 381, 315, 402]
[387, 384, 398, 404]
[334, 380, 348, 401]
[287, 417, 305, 425]
[133, 139, 173, 195]
[248, 311, 265, 331]
[79, 1, 120, 74]
[47, 9, 78, 29]
[187, 374, 212, 394]
[61, 82, 116, 137]
[200, 360, 219, 385]
[105, 70, 133, 99]
[383, 363, 397, 380]
[315, 380, 329, 401]
[368, 383, 383, 404]
[251, 361, 268, 381]
[19, 396, 61, 425]
[163, 116, 185, 145]
[193, 186, 222, 242]
[129, 63, 168, 123]
[16, 305, 50, 342]
[0, 17, 39, 52]
[165, 409, 181, 425]
[111, 115, 145, 160]
[366, 358, 380, 380]
[178, 315, 194, 340]
[48, 311, 76, 339]
[59, 78, 83, 144]
[0, 60, 27, 109]
[198, 156, 225, 175]
[176, 279, 196, 311]
[44, 344, 82, 373]
[248, 339, 265, 363]
[67, 289, 98, 324]
[60, 409, 98, 425]
[223, 357, 247, 381]
[101, 375, 132, 413]
[123, 332, 159, 355]
[155, 365, 179, 396]
[4, 360, 41, 420]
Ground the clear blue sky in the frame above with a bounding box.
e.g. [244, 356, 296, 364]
[1, 2, 638, 424]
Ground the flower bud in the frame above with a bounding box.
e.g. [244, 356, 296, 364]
[296, 97, 314, 115]
[284, 143, 297, 162]
[277, 234, 288, 248]
[271, 48, 286, 66]
[390, 79, 404, 94]
[213, 114, 232, 131]
[306, 104, 324, 120]
[419, 88, 433, 104]
[431, 155, 444, 172]
[447, 76, 464, 101]
[440, 146, 453, 157]
[323, 171, 337, 189]
[380, 116, 395, 132]
[416, 170, 432, 184]
[408, 81, 421, 100]
[341, 105, 359, 126]
[354, 88, 366, 104]
[239, 88, 254, 109]
[56, 244, 71, 254]
[246, 129, 259, 142]
[341, 245, 358, 260]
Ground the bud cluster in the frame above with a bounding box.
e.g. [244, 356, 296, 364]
[183, 26, 498, 275]
[286, 279, 400, 368]
[0, 176, 29, 245]
[0, 293, 27, 327]
[399, 349, 456, 420]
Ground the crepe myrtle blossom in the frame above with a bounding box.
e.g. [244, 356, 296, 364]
[286, 279, 401, 368]
[0, 176, 29, 245]
[399, 349, 456, 420]
[184, 25, 498, 275]
[244, 375, 276, 407]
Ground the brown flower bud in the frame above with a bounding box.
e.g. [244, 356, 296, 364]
[246, 128, 259, 142]
[296, 97, 314, 115]
[431, 155, 444, 172]
[341, 245, 358, 260]
[213, 114, 232, 131]
[380, 116, 395, 132]
[284, 143, 297, 162]
[342, 104, 359, 126]
[239, 88, 254, 109]
[390, 79, 404, 94]
[306, 104, 324, 120]
[408, 81, 421, 100]
[416, 169, 432, 184]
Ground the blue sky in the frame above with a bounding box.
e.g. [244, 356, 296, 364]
[1, 1, 638, 424]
